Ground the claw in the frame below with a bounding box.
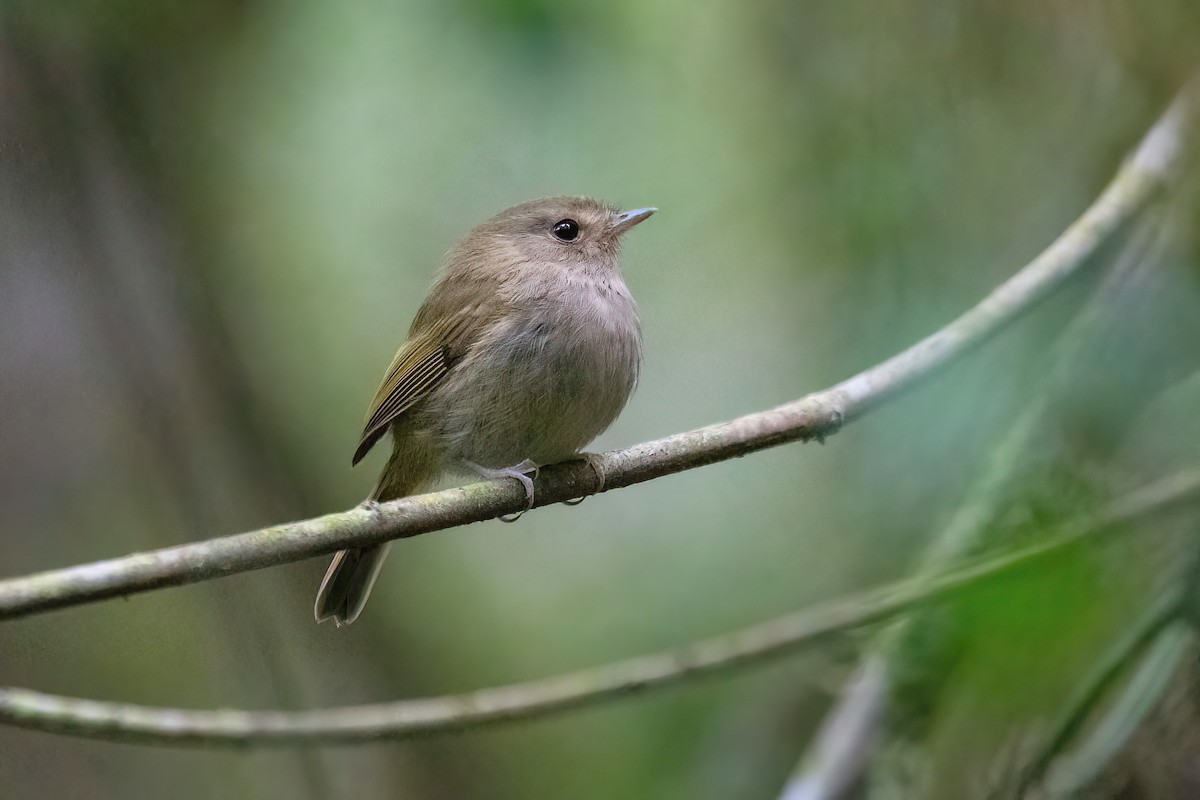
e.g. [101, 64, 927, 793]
[466, 460, 539, 523]
[584, 452, 606, 490]
[563, 453, 606, 507]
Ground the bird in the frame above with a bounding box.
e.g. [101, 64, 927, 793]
[314, 196, 655, 625]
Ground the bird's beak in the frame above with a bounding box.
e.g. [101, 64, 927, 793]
[609, 207, 657, 236]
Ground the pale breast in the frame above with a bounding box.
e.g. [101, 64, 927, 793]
[428, 272, 641, 468]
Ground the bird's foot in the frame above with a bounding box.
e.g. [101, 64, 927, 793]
[466, 460, 539, 523]
[357, 499, 383, 513]
[563, 452, 606, 506]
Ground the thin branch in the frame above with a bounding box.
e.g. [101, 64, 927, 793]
[0, 86, 1191, 622]
[1, 470, 1197, 747]
[778, 78, 1200, 797]
[778, 191, 1179, 800]
[778, 660, 888, 800]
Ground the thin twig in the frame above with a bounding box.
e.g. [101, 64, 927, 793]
[1, 470, 1198, 747]
[780, 198, 1174, 800]
[778, 78, 1200, 799]
[778, 660, 888, 800]
[0, 84, 1190, 622]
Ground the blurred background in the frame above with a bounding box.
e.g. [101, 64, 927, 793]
[2, 1, 1199, 798]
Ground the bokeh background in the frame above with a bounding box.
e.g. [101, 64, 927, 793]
[2, 2, 1200, 798]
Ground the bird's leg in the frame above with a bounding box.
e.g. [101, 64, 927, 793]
[563, 452, 606, 506]
[465, 460, 539, 523]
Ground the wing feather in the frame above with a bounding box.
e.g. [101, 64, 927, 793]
[352, 337, 448, 465]
[351, 307, 488, 466]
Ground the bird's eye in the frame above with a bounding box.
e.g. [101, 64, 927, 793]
[551, 219, 580, 241]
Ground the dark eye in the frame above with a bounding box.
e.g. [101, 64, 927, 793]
[551, 219, 580, 241]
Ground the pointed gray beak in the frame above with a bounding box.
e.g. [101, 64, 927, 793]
[609, 206, 657, 236]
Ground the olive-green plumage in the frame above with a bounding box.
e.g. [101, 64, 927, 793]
[315, 197, 654, 625]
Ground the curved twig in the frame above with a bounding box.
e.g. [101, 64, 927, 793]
[775, 79, 1199, 800]
[1, 470, 1197, 747]
[0, 85, 1190, 622]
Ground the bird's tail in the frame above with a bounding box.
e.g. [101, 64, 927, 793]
[314, 448, 430, 625]
[313, 543, 391, 626]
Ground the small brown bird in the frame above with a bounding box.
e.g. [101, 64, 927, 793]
[315, 196, 655, 625]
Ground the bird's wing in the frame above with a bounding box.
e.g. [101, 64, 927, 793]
[352, 312, 477, 466]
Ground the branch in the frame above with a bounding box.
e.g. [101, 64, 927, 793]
[1, 470, 1198, 747]
[778, 660, 888, 800]
[779, 194, 1178, 800]
[778, 78, 1200, 798]
[0, 85, 1191, 621]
